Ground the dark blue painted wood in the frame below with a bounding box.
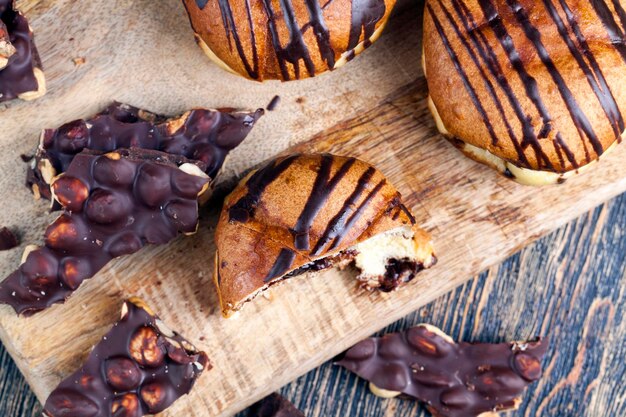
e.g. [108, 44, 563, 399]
[3, 192, 626, 416]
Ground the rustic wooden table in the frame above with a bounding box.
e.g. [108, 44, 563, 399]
[2, 191, 624, 416]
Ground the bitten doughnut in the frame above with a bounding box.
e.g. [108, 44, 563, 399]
[181, 0, 396, 81]
[423, 0, 626, 185]
[214, 153, 436, 317]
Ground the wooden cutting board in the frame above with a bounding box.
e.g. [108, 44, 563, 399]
[2, 0, 626, 416]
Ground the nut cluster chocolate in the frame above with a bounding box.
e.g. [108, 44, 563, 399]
[27, 102, 263, 200]
[336, 324, 548, 417]
[0, 149, 209, 315]
[247, 393, 305, 417]
[43, 298, 210, 417]
[0, 0, 45, 102]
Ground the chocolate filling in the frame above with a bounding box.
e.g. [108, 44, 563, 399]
[283, 249, 358, 280]
[375, 258, 426, 292]
[282, 249, 436, 293]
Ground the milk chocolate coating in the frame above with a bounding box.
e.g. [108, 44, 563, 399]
[248, 393, 305, 417]
[0, 149, 209, 315]
[336, 325, 548, 417]
[43, 298, 210, 417]
[27, 102, 263, 200]
[0, 0, 43, 102]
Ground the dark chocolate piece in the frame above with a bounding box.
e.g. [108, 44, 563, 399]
[0, 0, 45, 102]
[247, 393, 305, 417]
[0, 149, 209, 315]
[336, 324, 548, 417]
[266, 95, 280, 111]
[27, 102, 263, 200]
[43, 298, 210, 417]
[0, 226, 18, 250]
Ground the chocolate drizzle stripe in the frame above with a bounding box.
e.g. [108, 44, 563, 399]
[292, 155, 356, 251]
[261, 0, 315, 80]
[398, 203, 415, 224]
[451, 0, 564, 168]
[545, 0, 624, 138]
[439, 0, 534, 166]
[265, 248, 297, 282]
[348, 0, 387, 50]
[506, 0, 604, 157]
[229, 154, 300, 223]
[211, 0, 386, 80]
[474, 0, 565, 154]
[329, 178, 386, 251]
[304, 0, 336, 69]
[311, 166, 376, 256]
[614, 0, 626, 33]
[592, 0, 626, 64]
[427, 4, 501, 147]
[218, 0, 259, 79]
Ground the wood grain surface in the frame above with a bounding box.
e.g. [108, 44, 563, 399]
[1, 1, 626, 416]
[3, 192, 625, 417]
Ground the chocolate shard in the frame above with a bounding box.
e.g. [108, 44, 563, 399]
[0, 149, 209, 315]
[0, 0, 45, 102]
[43, 297, 210, 417]
[336, 324, 548, 417]
[247, 393, 305, 417]
[26, 102, 263, 201]
[0, 226, 18, 250]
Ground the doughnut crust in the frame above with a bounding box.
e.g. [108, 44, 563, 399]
[423, 0, 626, 183]
[214, 153, 436, 317]
[181, 0, 396, 81]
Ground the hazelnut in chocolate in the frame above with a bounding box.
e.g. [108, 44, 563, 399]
[0, 149, 209, 315]
[336, 324, 548, 417]
[247, 393, 305, 417]
[0, 0, 46, 102]
[43, 297, 209, 417]
[214, 153, 436, 317]
[27, 102, 263, 200]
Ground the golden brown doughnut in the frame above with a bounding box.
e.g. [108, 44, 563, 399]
[214, 153, 436, 317]
[181, 0, 397, 81]
[423, 0, 626, 185]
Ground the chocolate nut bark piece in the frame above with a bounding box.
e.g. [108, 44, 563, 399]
[0, 0, 46, 102]
[0, 149, 209, 315]
[247, 393, 305, 417]
[26, 101, 263, 200]
[43, 297, 210, 417]
[336, 324, 548, 417]
[214, 153, 436, 317]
